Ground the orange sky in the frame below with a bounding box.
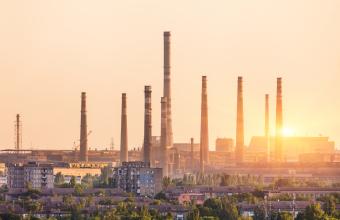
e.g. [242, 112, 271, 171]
[0, 0, 339, 150]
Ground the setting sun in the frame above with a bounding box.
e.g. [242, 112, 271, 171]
[282, 127, 295, 136]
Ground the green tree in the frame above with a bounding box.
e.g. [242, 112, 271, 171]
[253, 205, 266, 220]
[26, 201, 42, 213]
[220, 201, 239, 220]
[0, 213, 21, 220]
[165, 212, 173, 220]
[71, 205, 83, 220]
[278, 212, 294, 220]
[274, 178, 295, 188]
[85, 195, 93, 207]
[162, 176, 171, 190]
[81, 173, 94, 188]
[154, 191, 167, 201]
[304, 203, 326, 220]
[187, 207, 200, 220]
[54, 172, 65, 185]
[322, 195, 336, 216]
[140, 205, 151, 220]
[100, 166, 113, 186]
[74, 184, 83, 196]
[63, 195, 75, 209]
[69, 175, 77, 187]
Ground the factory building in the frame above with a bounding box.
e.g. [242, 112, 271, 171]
[248, 136, 335, 162]
[215, 138, 234, 152]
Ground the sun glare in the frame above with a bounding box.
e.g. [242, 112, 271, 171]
[282, 127, 294, 136]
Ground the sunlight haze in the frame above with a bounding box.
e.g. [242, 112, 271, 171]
[0, 0, 339, 150]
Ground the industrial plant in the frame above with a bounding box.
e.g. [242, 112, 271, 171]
[0, 31, 339, 219]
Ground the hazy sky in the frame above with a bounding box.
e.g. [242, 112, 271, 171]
[0, 0, 339, 150]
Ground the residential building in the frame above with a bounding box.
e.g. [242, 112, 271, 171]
[7, 162, 54, 189]
[112, 161, 162, 196]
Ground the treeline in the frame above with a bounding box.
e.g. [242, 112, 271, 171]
[165, 173, 264, 188]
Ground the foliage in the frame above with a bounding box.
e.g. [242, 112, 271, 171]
[220, 174, 264, 187]
[70, 176, 76, 188]
[304, 203, 326, 220]
[162, 176, 172, 190]
[81, 173, 96, 188]
[0, 213, 20, 220]
[253, 205, 266, 220]
[198, 197, 239, 220]
[74, 184, 84, 196]
[270, 211, 294, 220]
[154, 191, 168, 201]
[187, 207, 200, 220]
[322, 195, 336, 216]
[54, 172, 65, 185]
[100, 166, 113, 186]
[150, 199, 161, 205]
[25, 201, 42, 213]
[63, 194, 76, 209]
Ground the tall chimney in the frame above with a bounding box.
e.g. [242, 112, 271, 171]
[120, 93, 128, 162]
[163, 31, 173, 147]
[15, 114, 21, 152]
[160, 97, 169, 176]
[265, 94, 270, 162]
[235, 76, 244, 163]
[143, 86, 152, 164]
[190, 138, 194, 171]
[200, 76, 209, 173]
[275, 78, 283, 162]
[174, 151, 180, 172]
[80, 92, 88, 162]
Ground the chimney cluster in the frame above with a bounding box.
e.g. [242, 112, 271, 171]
[76, 32, 285, 170]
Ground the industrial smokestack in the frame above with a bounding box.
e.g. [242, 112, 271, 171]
[200, 76, 209, 173]
[163, 31, 173, 148]
[235, 76, 244, 163]
[174, 151, 180, 172]
[160, 97, 169, 176]
[120, 93, 128, 163]
[15, 114, 21, 152]
[190, 138, 194, 171]
[143, 86, 152, 164]
[265, 94, 270, 162]
[80, 92, 88, 162]
[275, 78, 283, 162]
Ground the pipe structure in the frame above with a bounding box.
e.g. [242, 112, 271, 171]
[160, 97, 169, 176]
[15, 114, 21, 152]
[143, 86, 152, 164]
[275, 78, 283, 162]
[80, 92, 88, 162]
[120, 93, 128, 162]
[190, 138, 194, 171]
[235, 76, 244, 163]
[200, 76, 209, 173]
[163, 31, 173, 148]
[265, 94, 270, 162]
